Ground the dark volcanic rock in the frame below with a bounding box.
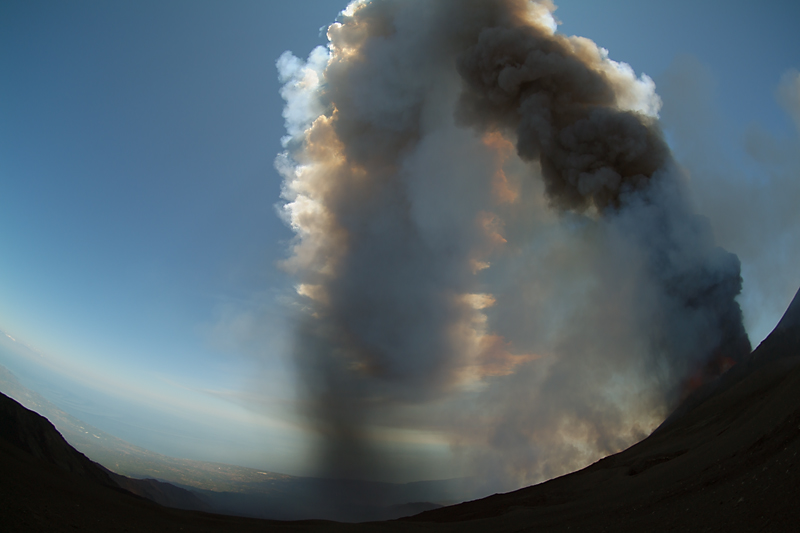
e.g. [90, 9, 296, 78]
[0, 391, 214, 524]
[0, 391, 115, 488]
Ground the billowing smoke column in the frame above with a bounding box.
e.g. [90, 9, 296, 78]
[276, 0, 750, 489]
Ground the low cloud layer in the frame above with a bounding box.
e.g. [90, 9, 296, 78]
[275, 0, 752, 491]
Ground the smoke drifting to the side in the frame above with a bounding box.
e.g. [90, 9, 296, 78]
[276, 0, 750, 490]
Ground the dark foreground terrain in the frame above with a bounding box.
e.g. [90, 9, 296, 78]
[2, 288, 800, 532]
[0, 364, 463, 522]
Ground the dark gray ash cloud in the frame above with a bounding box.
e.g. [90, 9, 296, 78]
[276, 0, 750, 490]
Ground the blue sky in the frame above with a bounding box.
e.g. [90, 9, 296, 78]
[1, 0, 798, 481]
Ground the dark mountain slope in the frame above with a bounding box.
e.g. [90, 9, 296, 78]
[0, 387, 211, 513]
[0, 368, 461, 522]
[0, 390, 116, 488]
[0, 391, 365, 532]
[106, 470, 211, 512]
[0, 364, 296, 494]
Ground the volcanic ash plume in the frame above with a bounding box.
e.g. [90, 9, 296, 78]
[276, 0, 750, 489]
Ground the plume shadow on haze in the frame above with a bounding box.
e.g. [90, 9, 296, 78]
[275, 0, 751, 494]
